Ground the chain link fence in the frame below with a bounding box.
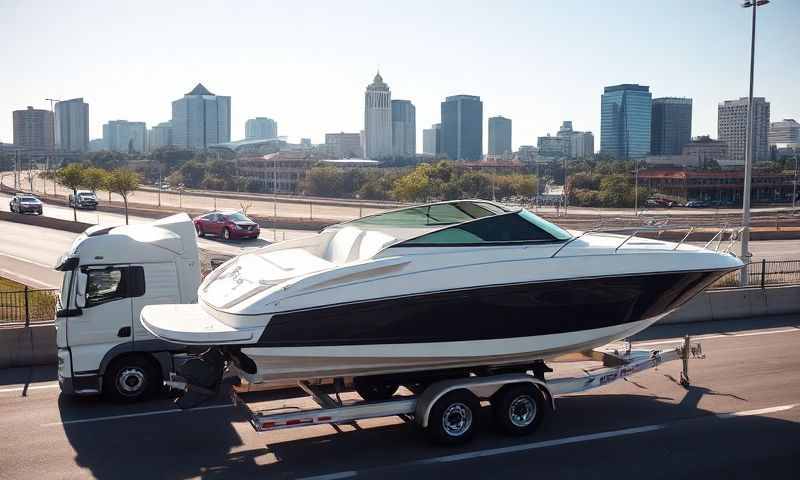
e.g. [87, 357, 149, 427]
[0, 287, 59, 325]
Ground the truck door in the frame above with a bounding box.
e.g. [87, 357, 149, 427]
[131, 262, 180, 345]
[67, 265, 141, 374]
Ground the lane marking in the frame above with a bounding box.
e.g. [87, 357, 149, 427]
[0, 383, 60, 394]
[634, 327, 800, 347]
[41, 402, 234, 427]
[715, 403, 798, 419]
[302, 403, 799, 478]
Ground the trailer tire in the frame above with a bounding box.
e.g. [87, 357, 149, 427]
[353, 378, 399, 401]
[103, 355, 160, 403]
[491, 384, 545, 436]
[425, 389, 480, 445]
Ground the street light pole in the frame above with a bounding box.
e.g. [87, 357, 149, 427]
[739, 0, 769, 286]
[793, 153, 798, 214]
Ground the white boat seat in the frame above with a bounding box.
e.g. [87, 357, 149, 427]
[323, 227, 365, 264]
[357, 230, 396, 260]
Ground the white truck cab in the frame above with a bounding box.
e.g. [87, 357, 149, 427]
[54, 213, 201, 402]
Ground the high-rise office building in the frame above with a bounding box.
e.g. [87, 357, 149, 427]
[171, 83, 231, 149]
[651, 97, 692, 155]
[441, 95, 483, 160]
[600, 84, 652, 159]
[768, 119, 800, 145]
[682, 135, 728, 168]
[422, 124, 441, 155]
[325, 132, 363, 158]
[364, 72, 392, 159]
[13, 106, 54, 149]
[103, 120, 147, 153]
[537, 134, 570, 157]
[148, 121, 173, 152]
[718, 97, 770, 162]
[488, 116, 512, 156]
[571, 132, 595, 158]
[391, 100, 416, 157]
[245, 117, 278, 139]
[54, 98, 89, 152]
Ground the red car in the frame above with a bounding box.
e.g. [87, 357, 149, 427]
[193, 211, 260, 240]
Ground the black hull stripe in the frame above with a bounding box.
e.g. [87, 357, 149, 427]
[257, 270, 728, 347]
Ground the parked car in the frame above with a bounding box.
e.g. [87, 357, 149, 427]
[9, 194, 43, 215]
[193, 210, 260, 240]
[69, 190, 98, 210]
[685, 200, 708, 208]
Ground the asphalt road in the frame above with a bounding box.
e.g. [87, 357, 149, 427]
[0, 316, 798, 479]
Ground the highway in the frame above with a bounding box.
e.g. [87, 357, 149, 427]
[0, 316, 798, 479]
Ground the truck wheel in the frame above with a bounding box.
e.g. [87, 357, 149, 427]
[104, 355, 160, 403]
[353, 377, 399, 401]
[425, 389, 480, 445]
[491, 384, 545, 436]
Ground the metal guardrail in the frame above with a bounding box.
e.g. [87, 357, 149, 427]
[0, 288, 59, 325]
[711, 259, 800, 289]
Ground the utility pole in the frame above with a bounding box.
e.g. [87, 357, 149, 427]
[793, 153, 798, 214]
[739, 0, 769, 286]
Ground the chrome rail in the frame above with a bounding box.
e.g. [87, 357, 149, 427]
[552, 223, 743, 258]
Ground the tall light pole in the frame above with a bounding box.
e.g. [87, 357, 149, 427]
[739, 0, 769, 286]
[793, 153, 798, 214]
[45, 98, 60, 196]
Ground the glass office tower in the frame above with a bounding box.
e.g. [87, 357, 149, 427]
[441, 95, 483, 160]
[600, 84, 652, 159]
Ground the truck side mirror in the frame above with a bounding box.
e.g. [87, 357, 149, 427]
[75, 272, 88, 308]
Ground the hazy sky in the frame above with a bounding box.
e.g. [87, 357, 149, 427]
[1, 0, 798, 151]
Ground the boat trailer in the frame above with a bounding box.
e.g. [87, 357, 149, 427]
[189, 336, 705, 444]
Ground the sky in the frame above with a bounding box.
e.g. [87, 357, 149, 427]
[1, 0, 798, 152]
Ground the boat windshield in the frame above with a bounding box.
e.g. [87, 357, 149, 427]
[400, 209, 571, 246]
[348, 201, 509, 227]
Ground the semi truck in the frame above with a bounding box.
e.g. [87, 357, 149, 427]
[54, 213, 201, 402]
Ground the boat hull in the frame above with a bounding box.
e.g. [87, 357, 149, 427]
[240, 269, 728, 384]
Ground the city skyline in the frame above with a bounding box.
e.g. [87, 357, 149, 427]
[1, 1, 798, 152]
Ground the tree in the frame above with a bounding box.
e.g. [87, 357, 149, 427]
[392, 164, 433, 201]
[56, 163, 86, 221]
[106, 168, 140, 225]
[178, 160, 207, 188]
[82, 167, 109, 194]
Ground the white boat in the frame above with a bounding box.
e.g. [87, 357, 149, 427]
[141, 200, 742, 395]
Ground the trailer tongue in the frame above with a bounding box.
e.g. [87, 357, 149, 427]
[165, 337, 704, 445]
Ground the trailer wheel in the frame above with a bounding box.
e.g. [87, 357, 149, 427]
[425, 389, 480, 445]
[491, 384, 545, 436]
[353, 377, 399, 401]
[104, 355, 160, 403]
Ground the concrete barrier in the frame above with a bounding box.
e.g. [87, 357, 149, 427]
[0, 211, 93, 233]
[0, 323, 56, 368]
[661, 284, 800, 324]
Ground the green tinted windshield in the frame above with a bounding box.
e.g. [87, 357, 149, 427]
[403, 209, 571, 245]
[350, 201, 508, 227]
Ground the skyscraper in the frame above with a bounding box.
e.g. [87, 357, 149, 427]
[488, 116, 512, 156]
[600, 84, 652, 159]
[54, 98, 89, 152]
[441, 95, 483, 160]
[364, 72, 392, 159]
[422, 124, 441, 155]
[103, 120, 147, 153]
[650, 97, 692, 155]
[148, 121, 173, 152]
[245, 117, 278, 139]
[171, 83, 231, 150]
[571, 132, 595, 158]
[391, 99, 416, 157]
[718, 97, 770, 162]
[13, 106, 54, 149]
[768, 119, 800, 145]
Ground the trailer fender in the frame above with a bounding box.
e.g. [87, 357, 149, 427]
[415, 373, 552, 428]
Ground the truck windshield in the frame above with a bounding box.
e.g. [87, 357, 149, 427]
[59, 270, 72, 310]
